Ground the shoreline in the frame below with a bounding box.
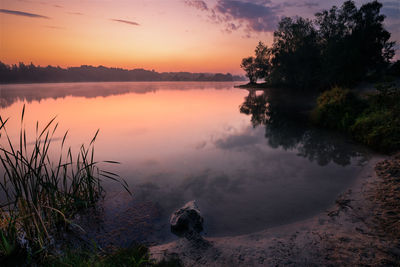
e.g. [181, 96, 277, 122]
[149, 154, 400, 266]
[0, 80, 245, 86]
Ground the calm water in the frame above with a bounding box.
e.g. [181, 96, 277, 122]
[0, 82, 369, 246]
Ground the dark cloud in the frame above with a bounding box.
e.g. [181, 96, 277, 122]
[184, 0, 208, 11]
[68, 12, 83, 15]
[214, 0, 279, 32]
[53, 5, 63, 8]
[280, 1, 319, 9]
[382, 7, 400, 19]
[185, 0, 279, 34]
[302, 2, 319, 8]
[44, 25, 64, 29]
[0, 9, 50, 19]
[382, 1, 400, 8]
[111, 19, 140, 26]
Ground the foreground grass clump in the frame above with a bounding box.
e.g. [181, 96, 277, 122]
[0, 107, 129, 264]
[312, 84, 400, 153]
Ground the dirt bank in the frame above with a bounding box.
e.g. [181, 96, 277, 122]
[150, 155, 400, 266]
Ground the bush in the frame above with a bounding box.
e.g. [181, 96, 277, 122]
[312, 87, 366, 131]
[350, 84, 400, 152]
[351, 110, 400, 153]
[312, 84, 400, 153]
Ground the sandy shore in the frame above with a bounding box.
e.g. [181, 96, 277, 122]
[150, 155, 400, 266]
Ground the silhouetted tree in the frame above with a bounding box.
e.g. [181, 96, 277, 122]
[241, 0, 396, 89]
[316, 0, 395, 86]
[269, 17, 320, 89]
[240, 57, 257, 84]
[254, 42, 270, 80]
[0, 62, 245, 83]
[240, 42, 271, 84]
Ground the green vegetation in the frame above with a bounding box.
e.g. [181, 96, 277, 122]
[311, 87, 366, 131]
[240, 0, 399, 153]
[241, 0, 396, 89]
[0, 107, 131, 265]
[312, 84, 400, 153]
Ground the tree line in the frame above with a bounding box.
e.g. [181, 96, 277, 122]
[241, 0, 398, 89]
[0, 62, 245, 83]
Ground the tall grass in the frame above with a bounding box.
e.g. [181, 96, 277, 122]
[0, 106, 129, 260]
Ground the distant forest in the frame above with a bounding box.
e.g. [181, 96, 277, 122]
[0, 62, 245, 83]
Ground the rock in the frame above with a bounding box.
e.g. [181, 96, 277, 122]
[170, 200, 204, 238]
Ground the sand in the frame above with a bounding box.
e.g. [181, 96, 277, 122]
[150, 155, 400, 266]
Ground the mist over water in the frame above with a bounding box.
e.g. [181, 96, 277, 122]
[0, 82, 370, 246]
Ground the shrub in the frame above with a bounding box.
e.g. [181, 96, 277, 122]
[350, 84, 400, 153]
[351, 110, 400, 153]
[312, 87, 366, 131]
[312, 84, 400, 153]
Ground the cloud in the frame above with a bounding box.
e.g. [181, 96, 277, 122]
[111, 19, 140, 26]
[0, 9, 50, 19]
[184, 0, 208, 11]
[279, 1, 319, 9]
[382, 1, 400, 8]
[302, 2, 319, 8]
[44, 25, 64, 29]
[382, 7, 400, 20]
[68, 11, 83, 15]
[185, 0, 279, 34]
[195, 141, 207, 149]
[214, 0, 279, 32]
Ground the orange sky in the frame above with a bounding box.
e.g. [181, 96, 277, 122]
[0, 0, 398, 74]
[0, 0, 274, 74]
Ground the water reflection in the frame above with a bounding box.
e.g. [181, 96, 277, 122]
[0, 82, 371, 246]
[239, 88, 369, 166]
[0, 82, 236, 108]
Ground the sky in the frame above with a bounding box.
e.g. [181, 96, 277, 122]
[0, 0, 399, 74]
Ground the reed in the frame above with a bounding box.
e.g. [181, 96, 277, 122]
[0, 106, 129, 258]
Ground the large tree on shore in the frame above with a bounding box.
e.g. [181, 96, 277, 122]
[241, 56, 257, 84]
[241, 0, 396, 89]
[316, 0, 395, 86]
[240, 42, 270, 84]
[269, 17, 320, 88]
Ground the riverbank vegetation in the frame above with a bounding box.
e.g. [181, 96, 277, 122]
[240, 0, 399, 153]
[312, 84, 400, 153]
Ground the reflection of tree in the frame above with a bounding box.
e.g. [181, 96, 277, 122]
[239, 89, 269, 127]
[240, 89, 368, 166]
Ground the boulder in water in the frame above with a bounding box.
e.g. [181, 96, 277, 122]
[170, 200, 204, 238]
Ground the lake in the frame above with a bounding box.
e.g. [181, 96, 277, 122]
[0, 82, 370, 246]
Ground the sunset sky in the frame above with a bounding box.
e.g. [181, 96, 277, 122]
[1, 0, 399, 74]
